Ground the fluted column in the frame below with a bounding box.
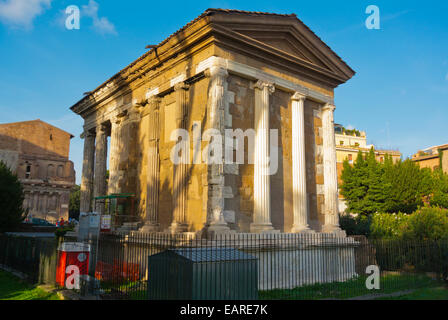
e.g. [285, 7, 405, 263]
[322, 104, 344, 235]
[141, 96, 161, 232]
[291, 93, 313, 233]
[204, 66, 231, 234]
[93, 124, 108, 215]
[250, 80, 277, 233]
[108, 116, 122, 195]
[169, 82, 189, 233]
[80, 130, 95, 213]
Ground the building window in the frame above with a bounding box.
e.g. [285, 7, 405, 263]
[57, 165, 64, 177]
[348, 154, 353, 164]
[340, 141, 344, 146]
[47, 164, 55, 178]
[25, 165, 31, 179]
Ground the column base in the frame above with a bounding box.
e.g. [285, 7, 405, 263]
[291, 225, 316, 234]
[322, 224, 346, 237]
[139, 222, 159, 233]
[250, 223, 280, 234]
[167, 222, 189, 234]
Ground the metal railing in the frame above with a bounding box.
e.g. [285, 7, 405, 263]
[1, 232, 446, 299]
[79, 233, 448, 300]
[0, 234, 59, 285]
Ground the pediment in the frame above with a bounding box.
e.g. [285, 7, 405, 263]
[209, 14, 355, 86]
[228, 30, 346, 79]
[234, 30, 334, 71]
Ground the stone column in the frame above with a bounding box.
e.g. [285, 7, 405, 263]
[169, 82, 190, 233]
[322, 104, 344, 235]
[204, 66, 231, 234]
[291, 93, 313, 233]
[42, 192, 48, 216]
[80, 130, 95, 213]
[93, 124, 108, 215]
[33, 192, 39, 213]
[119, 107, 141, 195]
[108, 116, 122, 195]
[250, 80, 277, 233]
[141, 96, 161, 232]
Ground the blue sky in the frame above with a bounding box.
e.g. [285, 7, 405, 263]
[0, 0, 447, 184]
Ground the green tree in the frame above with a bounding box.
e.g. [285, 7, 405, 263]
[340, 150, 439, 215]
[69, 185, 81, 220]
[0, 161, 26, 232]
[340, 150, 369, 214]
[364, 148, 389, 213]
[431, 169, 448, 208]
[383, 159, 430, 213]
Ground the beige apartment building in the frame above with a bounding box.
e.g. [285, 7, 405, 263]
[412, 144, 448, 173]
[0, 120, 76, 223]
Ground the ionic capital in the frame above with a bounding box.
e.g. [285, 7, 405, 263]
[204, 66, 228, 80]
[253, 79, 275, 94]
[96, 123, 108, 135]
[291, 92, 306, 102]
[133, 97, 148, 108]
[322, 103, 336, 113]
[147, 96, 162, 111]
[81, 129, 95, 139]
[174, 81, 189, 92]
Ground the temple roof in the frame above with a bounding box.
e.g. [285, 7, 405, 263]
[71, 8, 355, 113]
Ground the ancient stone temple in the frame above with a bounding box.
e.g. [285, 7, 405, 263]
[71, 9, 355, 237]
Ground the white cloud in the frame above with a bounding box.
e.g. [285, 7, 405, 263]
[346, 124, 355, 130]
[0, 0, 52, 29]
[82, 0, 116, 35]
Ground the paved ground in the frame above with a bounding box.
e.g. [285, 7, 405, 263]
[347, 290, 416, 300]
[4, 232, 55, 238]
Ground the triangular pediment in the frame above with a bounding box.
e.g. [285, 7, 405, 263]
[231, 29, 337, 73]
[207, 11, 355, 85]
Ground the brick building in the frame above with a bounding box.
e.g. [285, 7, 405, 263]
[0, 119, 76, 223]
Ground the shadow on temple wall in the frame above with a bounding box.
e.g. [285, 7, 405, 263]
[136, 30, 209, 232]
[270, 93, 285, 232]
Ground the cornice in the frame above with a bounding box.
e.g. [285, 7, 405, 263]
[70, 13, 353, 118]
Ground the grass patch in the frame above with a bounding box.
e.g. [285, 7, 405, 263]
[0, 270, 60, 300]
[376, 286, 448, 300]
[259, 274, 439, 300]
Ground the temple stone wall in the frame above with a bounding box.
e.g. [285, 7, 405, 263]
[226, 75, 254, 232]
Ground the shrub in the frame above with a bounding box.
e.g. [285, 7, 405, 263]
[340, 214, 371, 237]
[401, 207, 448, 241]
[369, 212, 409, 239]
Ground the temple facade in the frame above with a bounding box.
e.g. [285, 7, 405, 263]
[70, 9, 355, 236]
